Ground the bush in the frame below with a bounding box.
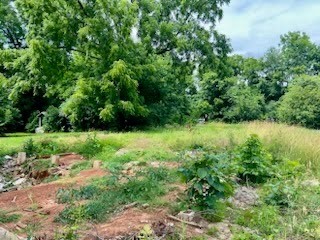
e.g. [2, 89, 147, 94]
[278, 75, 320, 129]
[75, 134, 103, 158]
[43, 106, 70, 132]
[263, 180, 298, 208]
[25, 111, 40, 133]
[22, 138, 37, 156]
[237, 135, 273, 183]
[179, 153, 234, 210]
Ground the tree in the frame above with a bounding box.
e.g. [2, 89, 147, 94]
[223, 84, 265, 122]
[278, 75, 320, 129]
[1, 0, 231, 131]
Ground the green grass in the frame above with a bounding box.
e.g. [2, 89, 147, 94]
[0, 210, 21, 223]
[2, 121, 320, 239]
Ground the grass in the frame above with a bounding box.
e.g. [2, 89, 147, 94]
[0, 210, 21, 223]
[2, 121, 320, 239]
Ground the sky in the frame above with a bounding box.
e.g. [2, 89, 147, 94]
[216, 0, 320, 57]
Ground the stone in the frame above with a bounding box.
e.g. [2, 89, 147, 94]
[4, 155, 13, 160]
[35, 127, 45, 134]
[0, 227, 26, 240]
[177, 210, 195, 222]
[229, 186, 259, 209]
[115, 148, 129, 156]
[0, 183, 4, 191]
[13, 178, 27, 186]
[51, 155, 60, 165]
[93, 160, 102, 169]
[16, 152, 27, 165]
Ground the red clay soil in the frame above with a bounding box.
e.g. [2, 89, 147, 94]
[92, 208, 168, 239]
[58, 153, 84, 167]
[0, 168, 107, 238]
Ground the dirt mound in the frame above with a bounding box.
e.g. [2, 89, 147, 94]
[58, 153, 84, 167]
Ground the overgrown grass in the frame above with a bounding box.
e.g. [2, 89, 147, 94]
[56, 167, 176, 224]
[0, 210, 21, 223]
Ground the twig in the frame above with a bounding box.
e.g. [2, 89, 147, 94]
[11, 196, 17, 203]
[167, 215, 203, 228]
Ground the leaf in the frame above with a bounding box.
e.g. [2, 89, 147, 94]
[197, 168, 208, 179]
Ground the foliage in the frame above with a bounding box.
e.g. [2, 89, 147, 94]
[56, 167, 170, 223]
[43, 106, 70, 132]
[22, 138, 37, 156]
[278, 75, 320, 129]
[179, 153, 234, 210]
[263, 179, 298, 208]
[0, 210, 21, 223]
[237, 135, 273, 183]
[223, 85, 265, 122]
[236, 205, 282, 236]
[75, 134, 103, 158]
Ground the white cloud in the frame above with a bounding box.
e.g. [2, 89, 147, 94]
[216, 0, 320, 57]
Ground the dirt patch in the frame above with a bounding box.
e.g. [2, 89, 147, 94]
[0, 168, 108, 238]
[58, 153, 84, 167]
[93, 208, 167, 239]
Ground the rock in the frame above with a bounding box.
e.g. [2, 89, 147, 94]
[123, 161, 140, 170]
[142, 203, 150, 208]
[51, 155, 60, 165]
[302, 179, 320, 187]
[13, 178, 27, 186]
[177, 210, 195, 222]
[0, 227, 26, 240]
[16, 152, 27, 165]
[229, 186, 259, 209]
[4, 155, 13, 160]
[0, 183, 4, 191]
[35, 127, 45, 134]
[93, 160, 102, 169]
[115, 148, 129, 156]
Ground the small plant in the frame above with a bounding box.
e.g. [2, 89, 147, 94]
[0, 211, 21, 223]
[263, 179, 298, 208]
[75, 134, 103, 158]
[23, 138, 37, 156]
[237, 135, 273, 183]
[179, 153, 234, 210]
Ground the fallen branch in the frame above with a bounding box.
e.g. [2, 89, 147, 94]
[167, 215, 203, 229]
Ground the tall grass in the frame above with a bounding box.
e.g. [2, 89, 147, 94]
[1, 121, 320, 175]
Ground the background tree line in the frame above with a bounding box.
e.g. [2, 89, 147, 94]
[1, 0, 320, 133]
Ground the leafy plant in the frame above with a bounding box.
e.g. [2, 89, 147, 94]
[237, 135, 273, 183]
[22, 138, 37, 156]
[263, 179, 298, 208]
[75, 134, 103, 158]
[179, 153, 234, 210]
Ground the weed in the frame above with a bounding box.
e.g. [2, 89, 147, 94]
[236, 205, 282, 236]
[179, 153, 234, 210]
[22, 138, 37, 156]
[237, 134, 273, 183]
[0, 210, 21, 223]
[75, 133, 103, 158]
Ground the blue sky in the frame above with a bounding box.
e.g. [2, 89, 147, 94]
[216, 0, 320, 57]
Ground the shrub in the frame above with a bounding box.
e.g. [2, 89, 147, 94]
[179, 153, 234, 210]
[278, 75, 320, 129]
[22, 138, 37, 156]
[237, 135, 273, 183]
[43, 106, 70, 132]
[263, 180, 298, 208]
[75, 134, 103, 158]
[25, 111, 40, 133]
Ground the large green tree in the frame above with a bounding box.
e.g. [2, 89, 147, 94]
[1, 0, 231, 130]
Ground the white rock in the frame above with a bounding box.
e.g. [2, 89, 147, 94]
[0, 227, 26, 240]
[302, 179, 320, 187]
[13, 178, 27, 186]
[4, 155, 13, 160]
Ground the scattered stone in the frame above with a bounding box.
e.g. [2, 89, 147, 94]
[115, 148, 129, 156]
[229, 186, 259, 209]
[0, 183, 4, 191]
[0, 227, 26, 240]
[51, 155, 60, 165]
[142, 203, 150, 208]
[93, 160, 102, 169]
[302, 179, 320, 187]
[4, 155, 13, 160]
[177, 210, 195, 222]
[123, 161, 140, 170]
[13, 178, 27, 186]
[16, 152, 27, 165]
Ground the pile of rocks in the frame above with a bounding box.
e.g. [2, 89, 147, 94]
[0, 153, 31, 192]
